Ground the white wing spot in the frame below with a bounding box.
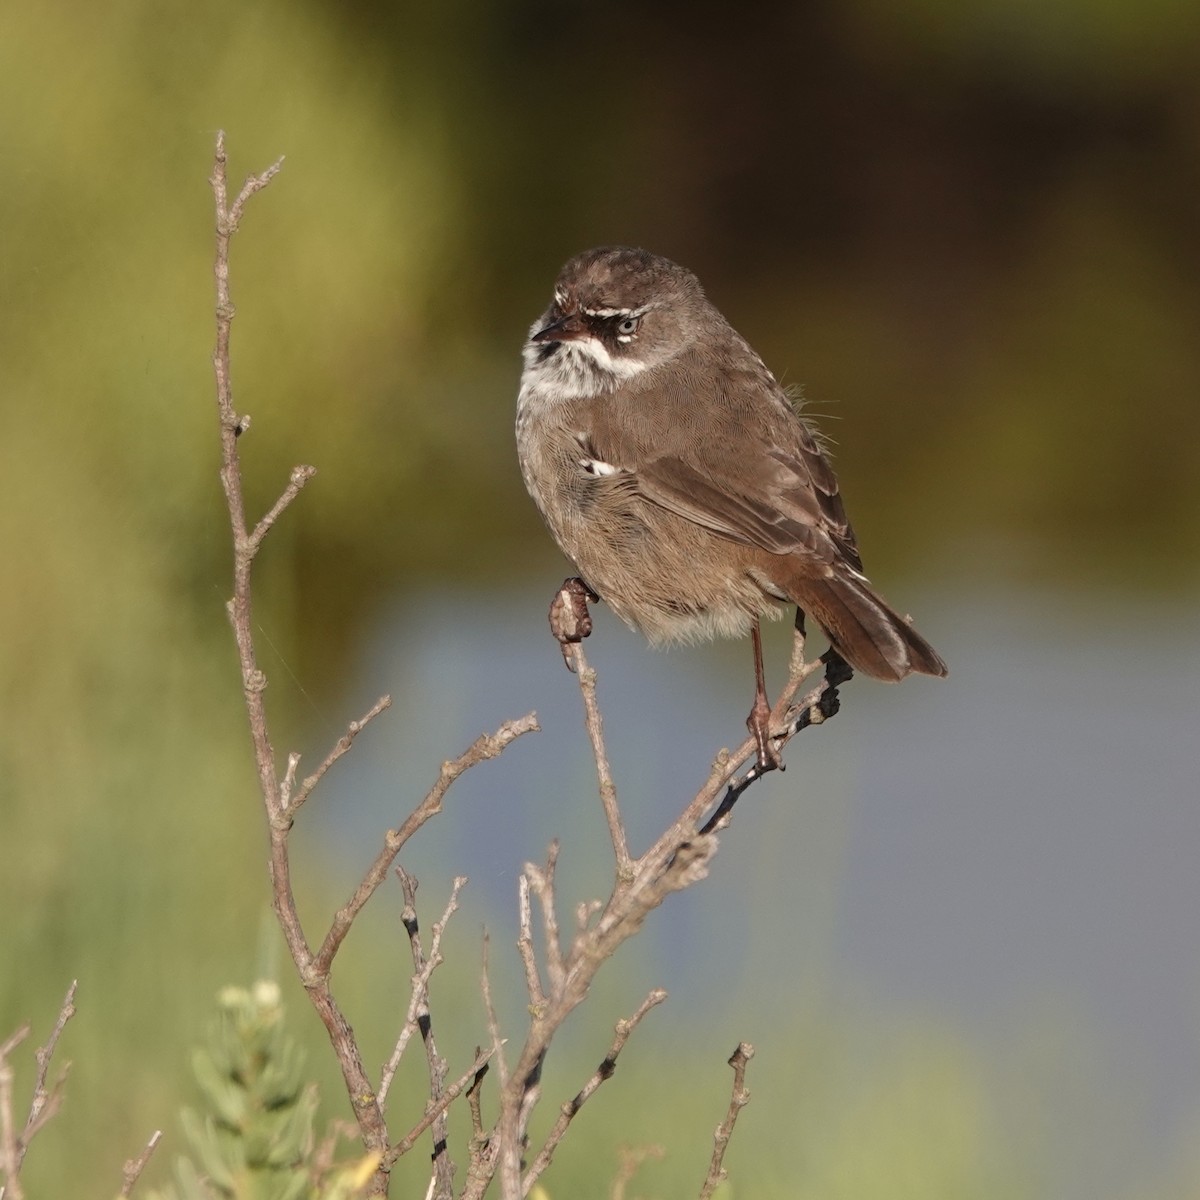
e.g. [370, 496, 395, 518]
[580, 457, 622, 477]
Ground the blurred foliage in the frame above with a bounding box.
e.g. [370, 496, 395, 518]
[0, 0, 1197, 1196]
[146, 982, 374, 1200]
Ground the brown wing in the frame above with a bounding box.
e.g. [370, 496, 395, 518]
[588, 348, 866, 574]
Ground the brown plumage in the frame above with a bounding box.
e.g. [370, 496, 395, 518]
[516, 246, 945, 763]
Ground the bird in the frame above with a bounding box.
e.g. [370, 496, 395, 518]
[515, 246, 946, 769]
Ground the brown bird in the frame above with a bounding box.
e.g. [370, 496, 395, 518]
[516, 246, 946, 769]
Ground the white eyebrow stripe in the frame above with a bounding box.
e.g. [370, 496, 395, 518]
[580, 303, 653, 320]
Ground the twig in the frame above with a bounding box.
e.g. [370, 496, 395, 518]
[0, 983, 78, 1200]
[523, 845, 564, 995]
[482, 622, 841, 1200]
[118, 1129, 163, 1197]
[466, 1048, 488, 1145]
[462, 1035, 500, 1200]
[516, 874, 545, 1014]
[315, 715, 538, 976]
[698, 1043, 754, 1200]
[23, 980, 76, 1151]
[248, 464, 317, 552]
[566, 645, 630, 876]
[523, 988, 668, 1193]
[0, 1026, 28, 1200]
[378, 873, 467, 1108]
[480, 931, 508, 1091]
[381, 873, 467, 1200]
[211, 134, 539, 1197]
[288, 694, 393, 814]
[698, 659, 845, 838]
[210, 134, 394, 1189]
[386, 1048, 497, 1164]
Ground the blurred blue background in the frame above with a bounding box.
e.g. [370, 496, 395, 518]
[1, 0, 1198, 1196]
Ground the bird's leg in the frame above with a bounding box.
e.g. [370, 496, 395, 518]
[747, 618, 783, 772]
[548, 577, 598, 670]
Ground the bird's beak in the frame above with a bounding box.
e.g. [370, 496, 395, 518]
[532, 309, 589, 343]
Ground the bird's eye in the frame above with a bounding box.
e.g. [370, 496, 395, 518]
[616, 315, 640, 337]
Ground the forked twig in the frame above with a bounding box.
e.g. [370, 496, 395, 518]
[315, 715, 538, 977]
[0, 982, 79, 1200]
[286, 694, 393, 814]
[386, 1047, 497, 1164]
[378, 873, 468, 1110]
[209, 133, 539, 1198]
[478, 616, 839, 1199]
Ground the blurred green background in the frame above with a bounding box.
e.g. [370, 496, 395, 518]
[2, 0, 1199, 1196]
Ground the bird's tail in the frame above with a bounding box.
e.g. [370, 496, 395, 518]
[791, 571, 948, 682]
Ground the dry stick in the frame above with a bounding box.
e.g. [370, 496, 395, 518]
[465, 1049, 488, 1145]
[480, 632, 839, 1200]
[287, 693, 393, 813]
[382, 873, 467, 1200]
[386, 1048, 497, 1164]
[0, 1025, 28, 1200]
[118, 1130, 163, 1198]
[487, 641, 695, 1198]
[480, 932, 508, 1090]
[315, 716, 537, 977]
[571, 658, 630, 876]
[20, 980, 76, 1156]
[0, 982, 78, 1200]
[523, 845, 564, 995]
[698, 1043, 755, 1200]
[462, 1037, 500, 1200]
[523, 988, 669, 1194]
[516, 874, 545, 1014]
[379, 872, 468, 1107]
[211, 134, 541, 1199]
[210, 135, 393, 1190]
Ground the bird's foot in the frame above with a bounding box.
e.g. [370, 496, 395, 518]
[549, 577, 598, 671]
[747, 693, 784, 773]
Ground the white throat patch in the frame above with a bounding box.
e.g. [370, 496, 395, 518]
[520, 334, 648, 401]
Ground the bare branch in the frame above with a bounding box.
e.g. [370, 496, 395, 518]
[523, 845, 564, 995]
[516, 874, 545, 1014]
[248, 464, 317, 553]
[565, 646, 630, 876]
[290, 694, 393, 815]
[0, 1026, 28, 1200]
[210, 134, 392, 1192]
[378, 871, 465, 1104]
[381, 870, 467, 1199]
[316, 714, 539, 976]
[386, 1048, 497, 1165]
[23, 980, 76, 1148]
[524, 989, 668, 1193]
[0, 983, 78, 1200]
[118, 1129, 163, 1197]
[480, 931, 508, 1091]
[698, 1042, 755, 1200]
[482, 621, 843, 1199]
[466, 1047, 488, 1145]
